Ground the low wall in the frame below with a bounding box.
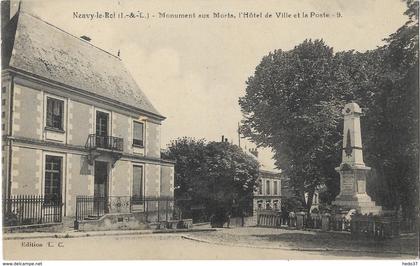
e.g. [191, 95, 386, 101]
[76, 212, 149, 231]
[228, 216, 257, 227]
[3, 223, 64, 233]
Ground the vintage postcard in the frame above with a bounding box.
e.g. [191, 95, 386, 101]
[1, 0, 418, 262]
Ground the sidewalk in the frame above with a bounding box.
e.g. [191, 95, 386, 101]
[3, 225, 217, 240]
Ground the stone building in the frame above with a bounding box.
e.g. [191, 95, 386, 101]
[1, 9, 174, 226]
[254, 169, 283, 212]
[247, 149, 283, 213]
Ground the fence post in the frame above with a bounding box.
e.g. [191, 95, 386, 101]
[157, 199, 160, 222]
[321, 213, 331, 231]
[296, 212, 305, 229]
[40, 195, 44, 224]
[59, 196, 62, 222]
[257, 211, 260, 226]
[166, 199, 169, 221]
[75, 196, 78, 221]
[145, 199, 149, 222]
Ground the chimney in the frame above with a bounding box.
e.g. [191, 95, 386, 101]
[80, 35, 91, 42]
[221, 135, 224, 142]
[249, 148, 258, 158]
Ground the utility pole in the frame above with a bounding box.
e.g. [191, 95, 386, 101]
[237, 122, 241, 148]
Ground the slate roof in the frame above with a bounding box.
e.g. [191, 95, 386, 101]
[2, 11, 163, 119]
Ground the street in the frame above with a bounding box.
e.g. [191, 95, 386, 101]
[3, 228, 416, 260]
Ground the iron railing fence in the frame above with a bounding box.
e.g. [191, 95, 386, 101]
[256, 209, 282, 227]
[85, 134, 124, 151]
[75, 195, 180, 222]
[329, 215, 349, 231]
[75, 196, 107, 221]
[256, 210, 416, 240]
[399, 218, 417, 233]
[3, 195, 62, 226]
[350, 214, 400, 240]
[306, 213, 322, 229]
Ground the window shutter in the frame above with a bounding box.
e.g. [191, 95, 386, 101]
[133, 122, 143, 140]
[46, 99, 53, 127]
[132, 166, 143, 199]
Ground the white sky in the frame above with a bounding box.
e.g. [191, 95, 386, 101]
[20, 0, 407, 170]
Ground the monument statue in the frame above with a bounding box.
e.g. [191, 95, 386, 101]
[333, 102, 382, 215]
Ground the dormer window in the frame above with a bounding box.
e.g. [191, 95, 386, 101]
[46, 97, 64, 130]
[133, 121, 144, 147]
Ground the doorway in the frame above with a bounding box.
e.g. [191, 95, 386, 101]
[94, 161, 108, 214]
[96, 111, 109, 148]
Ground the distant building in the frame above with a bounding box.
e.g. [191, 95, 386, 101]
[246, 148, 283, 213]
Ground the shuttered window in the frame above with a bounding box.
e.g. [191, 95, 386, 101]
[132, 165, 143, 203]
[266, 180, 270, 195]
[274, 181, 278, 195]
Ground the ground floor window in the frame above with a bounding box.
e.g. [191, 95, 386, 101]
[273, 200, 279, 210]
[265, 200, 271, 210]
[132, 165, 144, 204]
[44, 155, 62, 203]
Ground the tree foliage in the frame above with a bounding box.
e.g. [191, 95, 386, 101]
[239, 39, 355, 211]
[362, 0, 419, 218]
[164, 137, 260, 218]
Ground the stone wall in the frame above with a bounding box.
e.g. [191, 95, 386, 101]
[145, 121, 161, 158]
[13, 84, 42, 140]
[111, 160, 131, 196]
[76, 212, 149, 231]
[112, 112, 131, 153]
[68, 100, 91, 146]
[10, 147, 42, 195]
[145, 163, 160, 197]
[66, 154, 93, 216]
[160, 164, 174, 197]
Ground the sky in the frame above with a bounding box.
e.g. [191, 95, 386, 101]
[19, 0, 408, 170]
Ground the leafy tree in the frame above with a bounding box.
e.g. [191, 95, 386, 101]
[362, 0, 419, 218]
[164, 137, 260, 221]
[239, 39, 361, 212]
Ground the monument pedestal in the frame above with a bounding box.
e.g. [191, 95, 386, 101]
[333, 164, 382, 215]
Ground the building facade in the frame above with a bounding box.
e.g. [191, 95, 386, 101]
[253, 169, 283, 212]
[1, 10, 174, 221]
[244, 148, 283, 213]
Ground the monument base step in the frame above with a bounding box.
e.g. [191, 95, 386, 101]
[332, 198, 382, 215]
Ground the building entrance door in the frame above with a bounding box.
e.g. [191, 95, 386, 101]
[94, 161, 108, 215]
